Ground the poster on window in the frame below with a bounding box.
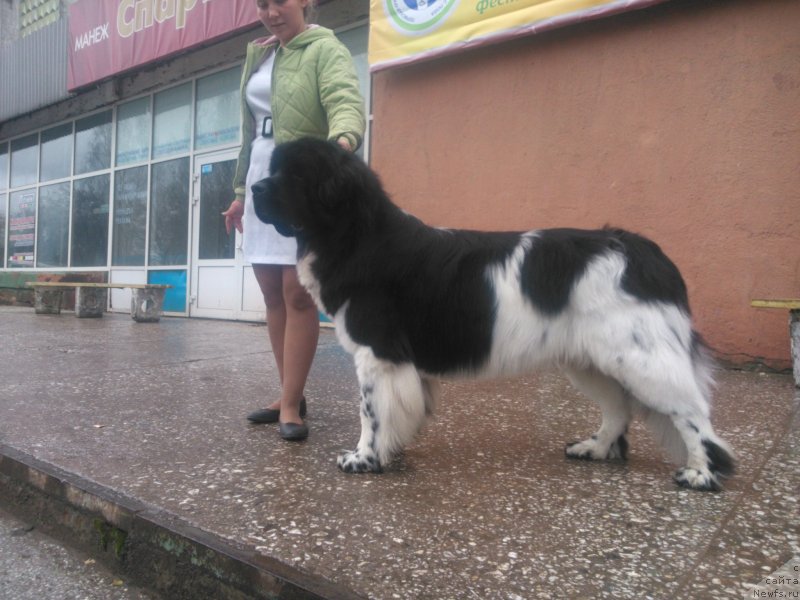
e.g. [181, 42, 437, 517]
[369, 0, 668, 71]
[67, 0, 260, 90]
[8, 191, 35, 268]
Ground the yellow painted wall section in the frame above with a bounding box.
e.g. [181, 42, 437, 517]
[369, 0, 800, 370]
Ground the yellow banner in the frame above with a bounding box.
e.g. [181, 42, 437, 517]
[369, 0, 666, 70]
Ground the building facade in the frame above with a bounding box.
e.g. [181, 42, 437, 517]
[0, 0, 369, 321]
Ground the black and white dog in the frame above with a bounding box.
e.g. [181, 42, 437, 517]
[252, 138, 734, 491]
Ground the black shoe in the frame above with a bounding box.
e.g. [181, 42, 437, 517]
[279, 422, 309, 441]
[247, 407, 279, 424]
[247, 397, 307, 424]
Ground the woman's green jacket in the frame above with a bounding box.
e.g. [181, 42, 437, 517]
[232, 26, 366, 201]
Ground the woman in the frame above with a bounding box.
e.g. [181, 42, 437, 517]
[223, 0, 365, 441]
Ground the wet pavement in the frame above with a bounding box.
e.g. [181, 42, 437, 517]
[0, 306, 798, 599]
[0, 505, 154, 600]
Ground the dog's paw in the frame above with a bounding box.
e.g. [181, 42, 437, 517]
[673, 467, 722, 492]
[565, 435, 627, 461]
[337, 450, 383, 474]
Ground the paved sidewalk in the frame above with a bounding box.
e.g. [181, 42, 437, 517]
[0, 505, 154, 600]
[0, 306, 797, 599]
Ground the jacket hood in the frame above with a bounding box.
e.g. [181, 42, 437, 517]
[251, 25, 333, 50]
[285, 25, 335, 49]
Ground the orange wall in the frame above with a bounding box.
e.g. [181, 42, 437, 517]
[369, 0, 800, 370]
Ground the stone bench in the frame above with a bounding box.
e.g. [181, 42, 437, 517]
[26, 282, 171, 322]
[751, 299, 800, 387]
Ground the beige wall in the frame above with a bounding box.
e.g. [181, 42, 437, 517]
[369, 0, 799, 370]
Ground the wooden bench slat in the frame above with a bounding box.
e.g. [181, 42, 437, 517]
[26, 282, 171, 289]
[751, 299, 800, 309]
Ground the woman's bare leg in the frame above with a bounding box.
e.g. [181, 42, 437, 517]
[253, 264, 287, 411]
[252, 264, 319, 423]
[278, 266, 319, 424]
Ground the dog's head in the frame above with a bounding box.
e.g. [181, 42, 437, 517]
[251, 138, 382, 247]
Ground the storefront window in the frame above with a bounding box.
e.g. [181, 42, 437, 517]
[0, 143, 8, 189]
[7, 189, 36, 268]
[0, 144, 8, 268]
[71, 174, 110, 266]
[112, 166, 147, 266]
[149, 158, 189, 266]
[37, 182, 70, 267]
[116, 98, 151, 166]
[0, 145, 6, 266]
[195, 67, 240, 150]
[153, 84, 192, 159]
[74, 111, 112, 175]
[0, 193, 7, 266]
[40, 123, 73, 182]
[1, 60, 260, 275]
[10, 135, 38, 188]
[199, 159, 236, 260]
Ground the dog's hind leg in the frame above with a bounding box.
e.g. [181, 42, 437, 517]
[564, 367, 632, 461]
[338, 347, 428, 473]
[667, 413, 734, 491]
[609, 337, 735, 491]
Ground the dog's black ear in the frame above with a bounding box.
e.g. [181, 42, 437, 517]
[316, 145, 357, 208]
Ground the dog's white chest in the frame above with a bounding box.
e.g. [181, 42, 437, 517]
[297, 252, 325, 313]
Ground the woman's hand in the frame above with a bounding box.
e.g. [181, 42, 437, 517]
[336, 136, 353, 152]
[222, 199, 244, 234]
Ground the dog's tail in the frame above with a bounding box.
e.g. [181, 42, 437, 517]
[690, 331, 717, 407]
[641, 410, 687, 465]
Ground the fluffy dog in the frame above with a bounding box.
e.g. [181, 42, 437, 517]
[252, 138, 734, 491]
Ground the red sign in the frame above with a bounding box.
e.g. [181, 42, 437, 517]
[68, 0, 260, 90]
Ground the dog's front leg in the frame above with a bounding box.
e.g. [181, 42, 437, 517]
[337, 385, 384, 473]
[338, 348, 427, 473]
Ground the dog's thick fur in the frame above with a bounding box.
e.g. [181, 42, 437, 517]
[252, 138, 734, 491]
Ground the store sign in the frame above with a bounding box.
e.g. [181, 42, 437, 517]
[369, 0, 668, 71]
[67, 0, 260, 90]
[8, 192, 35, 268]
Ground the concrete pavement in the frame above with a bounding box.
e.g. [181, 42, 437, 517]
[0, 505, 154, 600]
[0, 306, 797, 599]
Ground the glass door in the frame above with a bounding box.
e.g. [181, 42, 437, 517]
[190, 151, 265, 321]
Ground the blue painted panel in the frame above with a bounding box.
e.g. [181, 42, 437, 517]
[148, 270, 187, 313]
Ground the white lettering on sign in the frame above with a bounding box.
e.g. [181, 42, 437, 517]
[74, 23, 111, 51]
[117, 0, 214, 38]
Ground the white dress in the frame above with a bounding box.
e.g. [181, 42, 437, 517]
[242, 53, 298, 265]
